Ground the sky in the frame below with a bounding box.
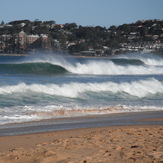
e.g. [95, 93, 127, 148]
[0, 0, 163, 27]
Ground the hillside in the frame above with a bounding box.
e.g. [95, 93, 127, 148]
[0, 19, 163, 55]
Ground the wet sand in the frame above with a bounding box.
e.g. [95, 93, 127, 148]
[1, 111, 163, 136]
[0, 111, 163, 163]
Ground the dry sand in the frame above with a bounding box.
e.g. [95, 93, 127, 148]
[0, 125, 163, 163]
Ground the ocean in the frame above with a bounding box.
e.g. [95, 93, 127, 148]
[0, 52, 163, 125]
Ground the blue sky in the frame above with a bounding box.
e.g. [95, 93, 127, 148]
[1, 0, 163, 27]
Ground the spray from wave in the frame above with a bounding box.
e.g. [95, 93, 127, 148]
[24, 53, 163, 75]
[65, 60, 163, 75]
[1, 53, 163, 125]
[0, 54, 163, 75]
[0, 53, 163, 75]
[0, 78, 163, 98]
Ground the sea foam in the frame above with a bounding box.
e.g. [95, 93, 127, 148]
[0, 78, 162, 98]
[27, 54, 163, 75]
[65, 60, 163, 75]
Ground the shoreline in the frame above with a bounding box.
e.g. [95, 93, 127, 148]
[0, 52, 111, 58]
[0, 111, 163, 162]
[0, 110, 163, 137]
[0, 53, 27, 56]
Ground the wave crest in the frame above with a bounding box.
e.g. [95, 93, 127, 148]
[0, 78, 163, 98]
[28, 54, 163, 75]
[65, 60, 163, 75]
[1, 53, 163, 75]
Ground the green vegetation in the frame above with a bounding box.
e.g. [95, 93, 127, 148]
[0, 19, 163, 55]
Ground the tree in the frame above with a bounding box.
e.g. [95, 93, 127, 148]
[105, 39, 120, 49]
[43, 20, 56, 25]
[117, 24, 131, 34]
[139, 26, 148, 36]
[33, 20, 42, 26]
[109, 25, 117, 32]
[68, 42, 88, 53]
[9, 20, 31, 26]
[1, 21, 5, 25]
[63, 23, 78, 31]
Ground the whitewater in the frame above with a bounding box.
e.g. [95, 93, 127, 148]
[0, 52, 163, 125]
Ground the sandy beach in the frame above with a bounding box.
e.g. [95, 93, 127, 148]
[0, 112, 163, 163]
[0, 126, 162, 163]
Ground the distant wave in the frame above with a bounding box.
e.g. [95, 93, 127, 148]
[0, 78, 163, 98]
[0, 53, 163, 75]
[110, 58, 144, 65]
[0, 62, 67, 75]
[27, 53, 163, 75]
[112, 53, 163, 66]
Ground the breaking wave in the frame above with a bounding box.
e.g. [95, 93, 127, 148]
[65, 60, 163, 75]
[0, 53, 163, 75]
[0, 78, 163, 98]
[1, 53, 163, 125]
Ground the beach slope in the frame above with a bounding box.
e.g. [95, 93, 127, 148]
[0, 123, 163, 162]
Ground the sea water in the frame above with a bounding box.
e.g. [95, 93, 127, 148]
[0, 52, 163, 125]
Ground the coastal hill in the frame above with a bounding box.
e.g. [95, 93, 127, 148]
[0, 19, 163, 56]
